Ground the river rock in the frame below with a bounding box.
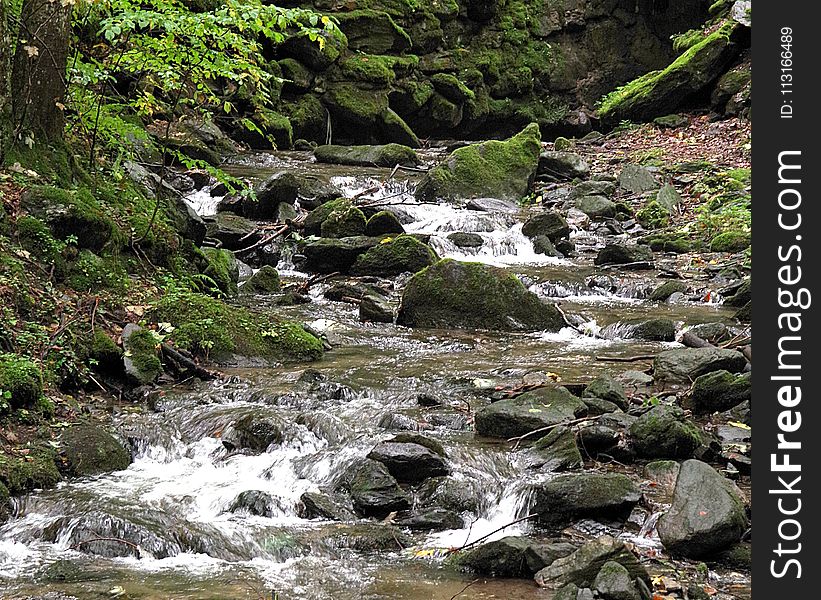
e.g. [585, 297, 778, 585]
[554, 584, 580, 600]
[569, 181, 616, 199]
[299, 491, 356, 521]
[535, 535, 649, 589]
[689, 370, 751, 413]
[359, 293, 395, 324]
[398, 259, 565, 331]
[301, 236, 384, 273]
[59, 424, 131, 477]
[415, 123, 541, 202]
[321, 206, 367, 238]
[456, 536, 576, 577]
[475, 386, 587, 438]
[204, 213, 260, 250]
[657, 459, 749, 558]
[314, 143, 420, 168]
[532, 474, 640, 529]
[594, 243, 654, 266]
[532, 235, 559, 256]
[523, 426, 583, 472]
[574, 195, 616, 219]
[593, 561, 642, 600]
[229, 490, 279, 517]
[648, 280, 688, 301]
[417, 477, 480, 514]
[522, 211, 570, 241]
[643, 460, 681, 503]
[448, 232, 484, 248]
[583, 375, 629, 411]
[396, 508, 463, 531]
[367, 438, 449, 483]
[243, 172, 301, 219]
[221, 414, 284, 453]
[617, 165, 659, 195]
[366, 211, 405, 236]
[538, 151, 590, 180]
[629, 405, 701, 459]
[601, 318, 675, 342]
[653, 347, 747, 383]
[341, 458, 411, 518]
[121, 323, 162, 385]
[724, 278, 751, 307]
[351, 235, 438, 276]
[239, 265, 281, 295]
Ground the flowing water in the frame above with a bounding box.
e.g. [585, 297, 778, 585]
[0, 150, 743, 599]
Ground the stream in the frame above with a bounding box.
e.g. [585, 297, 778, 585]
[0, 149, 744, 599]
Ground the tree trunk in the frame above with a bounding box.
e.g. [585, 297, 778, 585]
[11, 0, 71, 143]
[0, 0, 13, 160]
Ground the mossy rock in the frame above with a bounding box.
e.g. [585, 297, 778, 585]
[0, 446, 61, 496]
[649, 280, 688, 301]
[278, 58, 314, 94]
[151, 290, 323, 363]
[637, 200, 670, 229]
[629, 405, 702, 459]
[314, 144, 419, 168]
[397, 258, 564, 332]
[300, 235, 385, 274]
[642, 233, 692, 254]
[240, 266, 281, 295]
[351, 235, 438, 276]
[234, 109, 293, 150]
[366, 211, 405, 236]
[653, 114, 689, 128]
[90, 330, 124, 372]
[66, 249, 128, 293]
[0, 353, 43, 410]
[431, 73, 475, 103]
[710, 230, 750, 252]
[323, 83, 389, 126]
[415, 123, 541, 202]
[334, 10, 412, 54]
[303, 198, 352, 236]
[59, 424, 131, 477]
[321, 206, 368, 238]
[202, 248, 239, 297]
[20, 186, 117, 251]
[122, 325, 162, 385]
[599, 23, 741, 124]
[282, 94, 327, 143]
[380, 108, 421, 148]
[280, 29, 347, 71]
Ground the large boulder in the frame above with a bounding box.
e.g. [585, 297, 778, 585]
[334, 10, 412, 54]
[583, 375, 628, 411]
[657, 460, 749, 558]
[59, 425, 131, 477]
[351, 235, 438, 276]
[321, 206, 367, 238]
[594, 243, 654, 266]
[653, 347, 747, 383]
[0, 354, 42, 410]
[456, 536, 576, 577]
[397, 259, 565, 331]
[538, 151, 590, 180]
[475, 386, 587, 439]
[523, 426, 583, 472]
[366, 211, 405, 236]
[314, 144, 420, 168]
[617, 165, 659, 195]
[300, 236, 384, 273]
[303, 198, 352, 236]
[535, 536, 650, 589]
[628, 405, 701, 459]
[221, 414, 284, 453]
[531, 474, 641, 529]
[340, 459, 411, 518]
[243, 172, 301, 219]
[205, 213, 260, 250]
[299, 491, 356, 521]
[415, 123, 542, 202]
[574, 195, 616, 219]
[593, 561, 642, 600]
[598, 23, 741, 124]
[367, 436, 449, 483]
[600, 318, 676, 342]
[522, 211, 570, 242]
[239, 266, 281, 295]
[689, 370, 751, 414]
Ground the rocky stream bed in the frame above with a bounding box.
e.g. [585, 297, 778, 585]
[0, 125, 751, 600]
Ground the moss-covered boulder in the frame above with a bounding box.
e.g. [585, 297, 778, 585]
[20, 186, 117, 251]
[278, 58, 313, 94]
[636, 200, 669, 229]
[522, 211, 570, 242]
[397, 259, 565, 331]
[339, 458, 411, 518]
[654, 347, 747, 383]
[583, 375, 628, 411]
[689, 370, 751, 414]
[0, 354, 42, 410]
[239, 265, 281, 295]
[599, 23, 741, 124]
[475, 386, 587, 439]
[122, 324, 162, 385]
[243, 172, 301, 220]
[648, 280, 688, 301]
[351, 235, 437, 276]
[300, 235, 384, 273]
[90, 330, 124, 373]
[303, 198, 352, 236]
[321, 206, 368, 238]
[202, 248, 239, 297]
[314, 143, 420, 167]
[431, 73, 475, 103]
[334, 10, 412, 54]
[151, 290, 323, 363]
[524, 426, 583, 472]
[532, 474, 641, 530]
[710, 230, 750, 252]
[447, 232, 484, 248]
[60, 424, 131, 477]
[415, 123, 542, 202]
[454, 536, 576, 578]
[0, 446, 61, 496]
[629, 405, 702, 459]
[535, 536, 649, 590]
[205, 213, 260, 250]
[282, 94, 327, 143]
[365, 211, 405, 236]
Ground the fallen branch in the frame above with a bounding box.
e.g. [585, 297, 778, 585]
[297, 271, 340, 294]
[161, 343, 219, 380]
[595, 354, 656, 363]
[448, 513, 538, 554]
[680, 331, 714, 349]
[235, 225, 288, 254]
[507, 417, 593, 449]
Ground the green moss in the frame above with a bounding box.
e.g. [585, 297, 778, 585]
[255, 109, 294, 150]
[90, 330, 123, 371]
[416, 122, 541, 202]
[151, 290, 323, 362]
[324, 83, 389, 125]
[637, 201, 670, 230]
[240, 266, 281, 295]
[16, 216, 67, 274]
[201, 248, 239, 297]
[339, 54, 397, 86]
[553, 137, 572, 151]
[642, 233, 693, 254]
[60, 424, 131, 477]
[672, 28, 707, 54]
[0, 353, 43, 410]
[303, 198, 351, 236]
[281, 94, 327, 143]
[431, 73, 475, 103]
[3, 141, 78, 184]
[321, 206, 367, 238]
[710, 231, 751, 252]
[123, 329, 163, 384]
[351, 235, 438, 276]
[66, 250, 128, 292]
[0, 446, 61, 496]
